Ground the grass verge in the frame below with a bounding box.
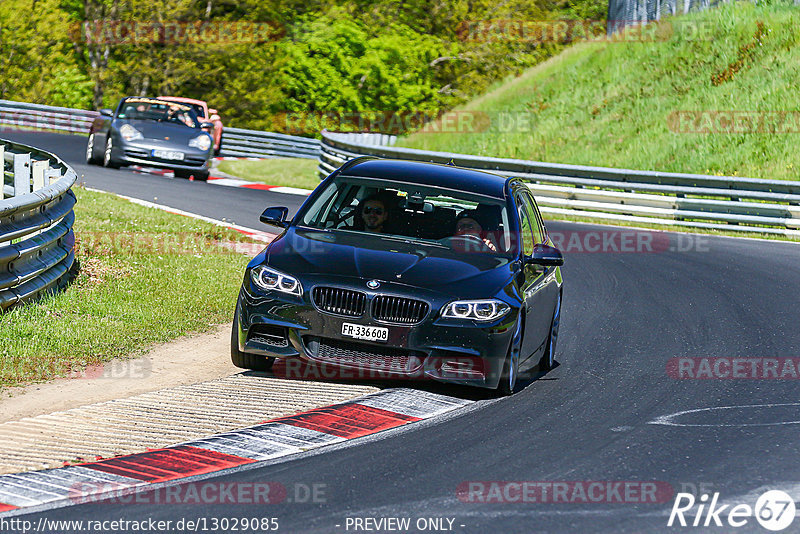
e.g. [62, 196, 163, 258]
[399, 2, 800, 181]
[216, 158, 320, 189]
[0, 187, 258, 390]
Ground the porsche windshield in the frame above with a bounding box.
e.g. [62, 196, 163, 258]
[299, 176, 513, 256]
[117, 99, 200, 128]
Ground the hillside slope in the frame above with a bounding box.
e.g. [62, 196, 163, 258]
[400, 2, 800, 181]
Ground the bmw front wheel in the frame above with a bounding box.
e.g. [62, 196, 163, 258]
[538, 290, 562, 372]
[495, 317, 523, 397]
[231, 310, 275, 371]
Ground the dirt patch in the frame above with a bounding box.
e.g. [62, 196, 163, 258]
[0, 324, 238, 424]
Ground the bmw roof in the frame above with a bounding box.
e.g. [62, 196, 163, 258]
[338, 158, 510, 199]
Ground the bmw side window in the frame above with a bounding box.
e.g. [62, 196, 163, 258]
[523, 190, 546, 244]
[302, 182, 340, 227]
[515, 194, 535, 256]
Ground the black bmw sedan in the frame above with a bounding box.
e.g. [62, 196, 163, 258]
[233, 157, 564, 395]
[85, 97, 214, 180]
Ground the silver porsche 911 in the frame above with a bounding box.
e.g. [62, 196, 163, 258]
[86, 96, 214, 181]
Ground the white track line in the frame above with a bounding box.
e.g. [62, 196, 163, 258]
[83, 187, 276, 242]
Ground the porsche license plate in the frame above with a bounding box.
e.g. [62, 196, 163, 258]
[341, 323, 389, 343]
[152, 149, 184, 161]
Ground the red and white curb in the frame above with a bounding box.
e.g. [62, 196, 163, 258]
[129, 164, 314, 197]
[0, 389, 471, 516]
[209, 178, 313, 196]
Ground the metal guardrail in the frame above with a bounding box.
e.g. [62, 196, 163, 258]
[319, 131, 800, 237]
[0, 99, 320, 160]
[607, 0, 731, 35]
[0, 100, 99, 135]
[218, 127, 321, 159]
[1, 138, 78, 310]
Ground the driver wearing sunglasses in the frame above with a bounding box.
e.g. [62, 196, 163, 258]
[360, 197, 389, 233]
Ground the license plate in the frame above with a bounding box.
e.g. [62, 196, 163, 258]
[341, 323, 389, 343]
[152, 149, 184, 161]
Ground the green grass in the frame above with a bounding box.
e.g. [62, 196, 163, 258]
[399, 2, 800, 181]
[216, 158, 320, 189]
[0, 187, 256, 389]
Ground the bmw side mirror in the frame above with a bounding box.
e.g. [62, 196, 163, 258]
[526, 244, 564, 266]
[260, 206, 290, 228]
[99, 109, 113, 117]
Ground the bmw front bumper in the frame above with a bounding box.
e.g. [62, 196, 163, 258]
[234, 275, 519, 389]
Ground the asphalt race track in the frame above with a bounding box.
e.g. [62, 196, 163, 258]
[3, 130, 800, 533]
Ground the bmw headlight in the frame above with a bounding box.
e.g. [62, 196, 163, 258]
[119, 124, 143, 141]
[251, 265, 302, 296]
[189, 134, 212, 151]
[442, 299, 510, 322]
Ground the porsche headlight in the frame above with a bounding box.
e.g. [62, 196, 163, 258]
[189, 134, 212, 151]
[120, 124, 143, 141]
[251, 265, 302, 296]
[441, 299, 510, 322]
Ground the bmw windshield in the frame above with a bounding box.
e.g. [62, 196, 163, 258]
[297, 176, 514, 257]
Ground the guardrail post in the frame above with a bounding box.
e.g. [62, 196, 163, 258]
[13, 152, 31, 196]
[32, 160, 48, 191]
[47, 168, 62, 185]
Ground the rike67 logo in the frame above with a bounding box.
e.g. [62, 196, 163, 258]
[668, 490, 796, 531]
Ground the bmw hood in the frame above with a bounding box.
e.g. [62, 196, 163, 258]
[264, 228, 515, 296]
